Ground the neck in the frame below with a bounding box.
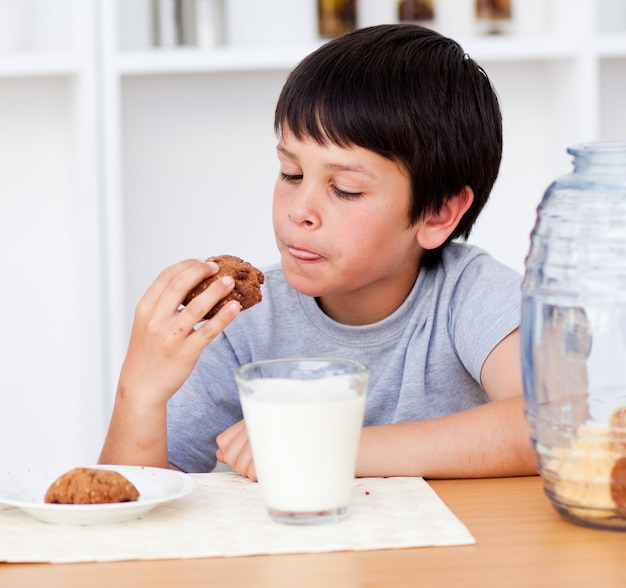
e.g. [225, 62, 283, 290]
[316, 267, 419, 326]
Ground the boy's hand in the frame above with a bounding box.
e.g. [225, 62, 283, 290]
[216, 419, 257, 481]
[118, 258, 241, 407]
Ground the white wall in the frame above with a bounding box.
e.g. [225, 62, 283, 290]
[121, 71, 286, 325]
[1, 0, 626, 471]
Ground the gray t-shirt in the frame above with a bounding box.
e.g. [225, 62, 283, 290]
[167, 242, 522, 472]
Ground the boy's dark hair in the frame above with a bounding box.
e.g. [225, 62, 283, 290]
[274, 24, 502, 260]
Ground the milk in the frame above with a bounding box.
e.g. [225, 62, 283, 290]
[240, 376, 366, 515]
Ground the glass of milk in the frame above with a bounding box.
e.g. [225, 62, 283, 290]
[235, 357, 369, 524]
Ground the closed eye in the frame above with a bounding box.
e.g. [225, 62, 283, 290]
[280, 172, 303, 183]
[332, 186, 364, 200]
[280, 172, 363, 199]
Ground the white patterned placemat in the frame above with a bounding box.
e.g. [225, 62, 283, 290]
[0, 473, 475, 563]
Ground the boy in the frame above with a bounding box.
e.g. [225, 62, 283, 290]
[100, 24, 536, 479]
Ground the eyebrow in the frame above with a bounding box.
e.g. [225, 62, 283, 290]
[276, 144, 376, 178]
[276, 144, 295, 158]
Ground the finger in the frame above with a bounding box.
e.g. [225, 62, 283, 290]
[136, 259, 217, 321]
[225, 430, 255, 482]
[216, 419, 247, 452]
[190, 299, 241, 351]
[216, 420, 256, 479]
[158, 259, 221, 317]
[235, 439, 257, 482]
[182, 275, 238, 326]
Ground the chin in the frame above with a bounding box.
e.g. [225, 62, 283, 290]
[285, 275, 323, 297]
[281, 265, 325, 298]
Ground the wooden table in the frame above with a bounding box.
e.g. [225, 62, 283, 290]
[1, 475, 625, 588]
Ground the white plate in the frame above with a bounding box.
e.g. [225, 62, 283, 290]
[0, 465, 195, 525]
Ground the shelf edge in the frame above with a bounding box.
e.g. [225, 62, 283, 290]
[0, 53, 81, 78]
[116, 44, 324, 75]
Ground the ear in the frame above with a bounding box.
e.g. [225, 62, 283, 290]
[415, 186, 474, 250]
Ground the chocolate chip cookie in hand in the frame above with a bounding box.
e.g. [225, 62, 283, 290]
[183, 255, 264, 320]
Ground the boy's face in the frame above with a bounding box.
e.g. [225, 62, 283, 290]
[272, 127, 424, 324]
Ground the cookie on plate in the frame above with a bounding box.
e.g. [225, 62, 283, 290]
[44, 467, 140, 504]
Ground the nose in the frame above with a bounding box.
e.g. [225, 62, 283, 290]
[287, 184, 322, 228]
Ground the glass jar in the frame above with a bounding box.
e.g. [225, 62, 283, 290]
[522, 141, 626, 530]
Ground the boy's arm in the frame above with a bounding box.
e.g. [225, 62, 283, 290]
[99, 259, 241, 468]
[217, 329, 537, 480]
[356, 329, 537, 478]
[356, 396, 534, 478]
[98, 385, 170, 468]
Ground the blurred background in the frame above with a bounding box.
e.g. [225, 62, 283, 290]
[1, 0, 625, 469]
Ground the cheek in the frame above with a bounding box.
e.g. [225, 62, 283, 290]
[272, 183, 287, 223]
[351, 212, 413, 257]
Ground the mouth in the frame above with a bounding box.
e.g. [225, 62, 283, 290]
[287, 246, 323, 261]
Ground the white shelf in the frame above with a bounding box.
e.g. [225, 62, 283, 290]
[455, 34, 581, 62]
[116, 44, 324, 75]
[0, 52, 81, 77]
[597, 33, 626, 58]
[113, 34, 588, 77]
